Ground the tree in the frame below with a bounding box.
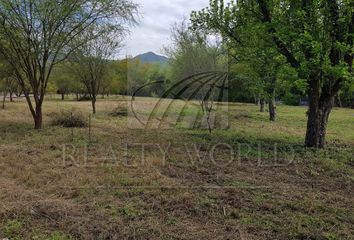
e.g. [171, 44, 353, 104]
[235, 32, 285, 121]
[256, 0, 353, 147]
[278, 66, 307, 106]
[147, 63, 169, 97]
[165, 22, 228, 131]
[0, 56, 20, 107]
[111, 58, 129, 95]
[339, 79, 354, 108]
[191, 1, 284, 121]
[0, 0, 137, 128]
[228, 63, 263, 105]
[191, 0, 353, 148]
[51, 62, 77, 101]
[127, 58, 153, 96]
[166, 22, 226, 83]
[69, 30, 121, 114]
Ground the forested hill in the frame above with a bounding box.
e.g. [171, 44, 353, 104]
[134, 52, 169, 64]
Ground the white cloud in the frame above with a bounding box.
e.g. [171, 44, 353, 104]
[121, 0, 208, 58]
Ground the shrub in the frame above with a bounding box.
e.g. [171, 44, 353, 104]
[282, 93, 301, 106]
[78, 95, 92, 101]
[109, 106, 128, 117]
[50, 110, 87, 128]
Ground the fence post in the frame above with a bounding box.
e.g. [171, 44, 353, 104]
[88, 114, 91, 143]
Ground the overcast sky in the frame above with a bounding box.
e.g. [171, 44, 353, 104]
[122, 0, 208, 58]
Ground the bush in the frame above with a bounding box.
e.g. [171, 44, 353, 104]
[50, 110, 88, 128]
[109, 106, 128, 117]
[282, 93, 300, 106]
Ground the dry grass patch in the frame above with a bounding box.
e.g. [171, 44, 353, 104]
[0, 97, 353, 239]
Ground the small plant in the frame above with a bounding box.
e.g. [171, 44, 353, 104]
[119, 205, 144, 220]
[3, 219, 23, 239]
[50, 110, 87, 128]
[49, 231, 74, 240]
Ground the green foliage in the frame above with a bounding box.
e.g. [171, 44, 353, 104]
[51, 62, 82, 97]
[3, 219, 24, 239]
[191, 0, 353, 100]
[166, 22, 227, 83]
[191, 1, 289, 107]
[191, 0, 353, 146]
[69, 30, 120, 102]
[111, 59, 129, 95]
[49, 231, 74, 240]
[282, 92, 301, 106]
[0, 56, 21, 97]
[228, 63, 261, 103]
[339, 75, 354, 107]
[48, 54, 171, 100]
[127, 58, 169, 97]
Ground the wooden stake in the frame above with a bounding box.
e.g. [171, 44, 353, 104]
[88, 114, 91, 143]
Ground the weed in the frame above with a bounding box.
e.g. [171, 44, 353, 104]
[3, 219, 24, 239]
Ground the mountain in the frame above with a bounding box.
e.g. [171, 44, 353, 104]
[134, 52, 169, 65]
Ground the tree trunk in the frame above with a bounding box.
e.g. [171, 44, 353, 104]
[260, 99, 265, 112]
[305, 93, 333, 148]
[33, 104, 43, 129]
[61, 92, 65, 101]
[335, 94, 342, 108]
[24, 92, 43, 129]
[2, 92, 6, 109]
[268, 98, 276, 121]
[9, 92, 13, 102]
[16, 90, 23, 97]
[92, 98, 96, 114]
[254, 94, 260, 106]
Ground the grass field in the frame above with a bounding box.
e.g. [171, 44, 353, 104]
[0, 96, 353, 240]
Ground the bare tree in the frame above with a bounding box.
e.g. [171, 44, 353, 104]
[0, 0, 136, 128]
[70, 30, 121, 114]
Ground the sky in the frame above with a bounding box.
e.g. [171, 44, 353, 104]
[122, 0, 209, 58]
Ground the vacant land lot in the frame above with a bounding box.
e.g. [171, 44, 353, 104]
[0, 97, 353, 240]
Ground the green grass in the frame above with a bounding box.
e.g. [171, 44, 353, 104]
[3, 219, 24, 240]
